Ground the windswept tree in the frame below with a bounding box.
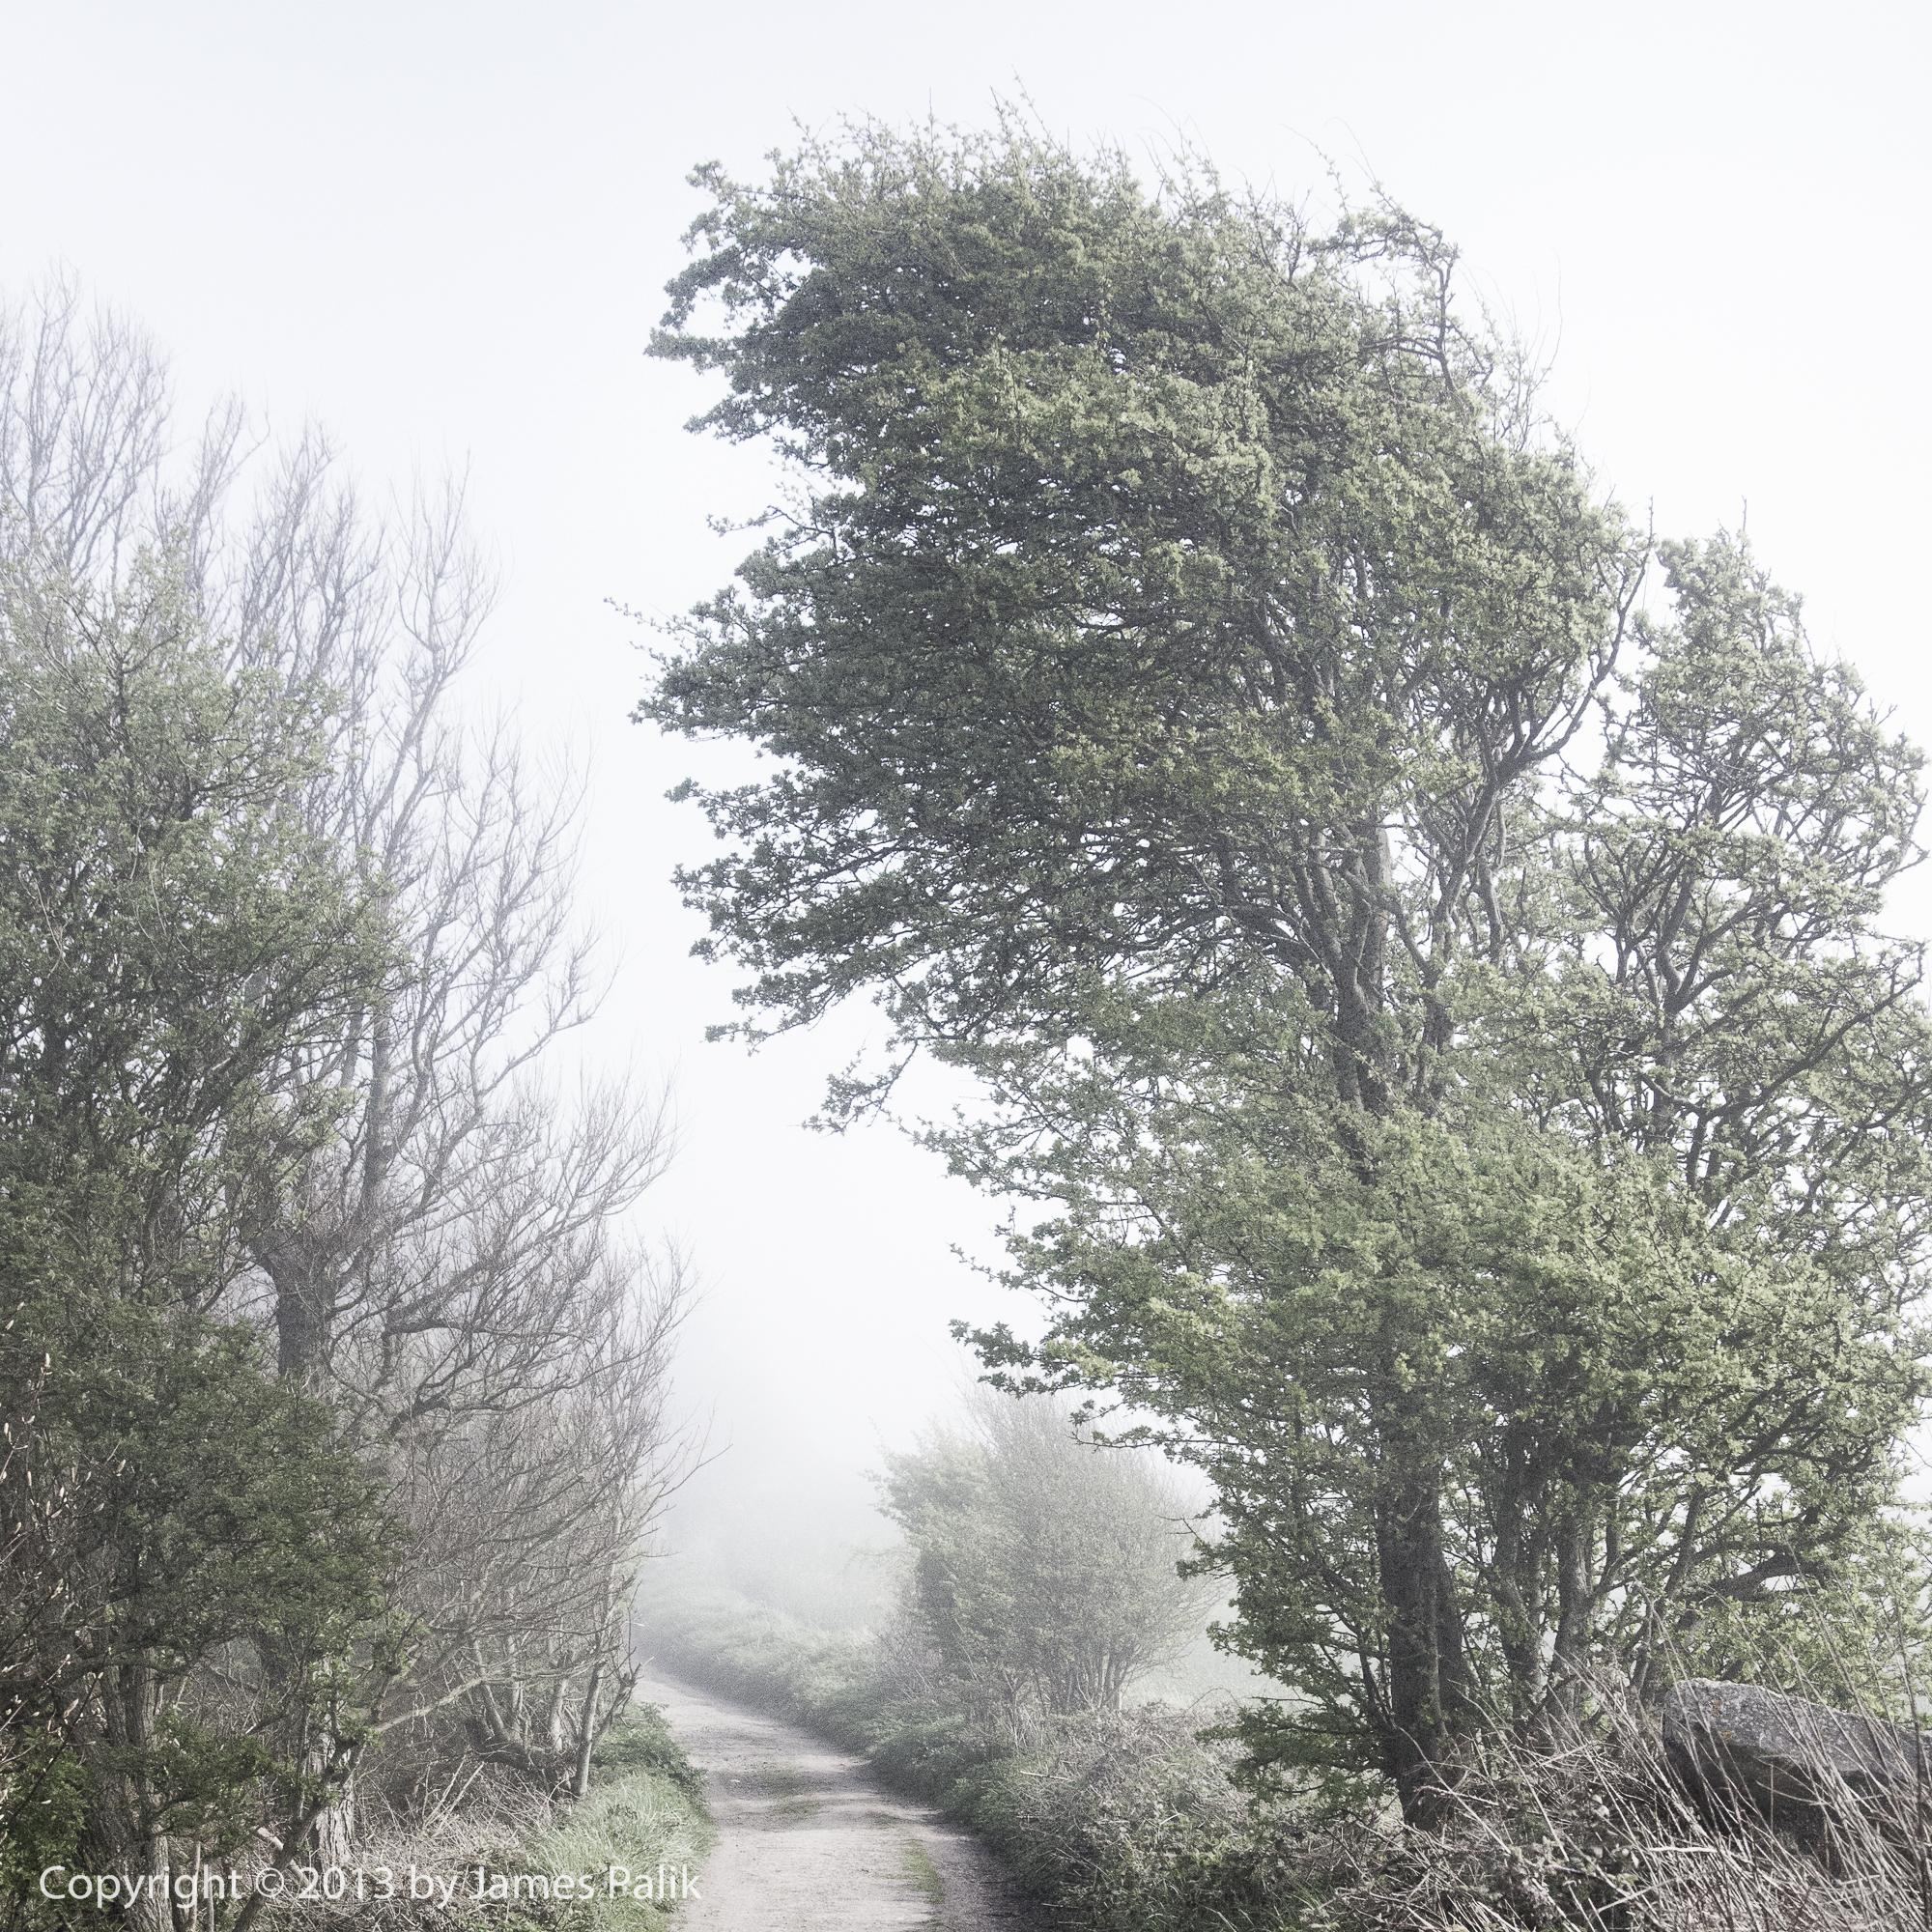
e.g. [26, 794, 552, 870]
[642, 119, 1932, 1819]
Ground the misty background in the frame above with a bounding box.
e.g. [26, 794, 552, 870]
[4, 0, 1925, 1628]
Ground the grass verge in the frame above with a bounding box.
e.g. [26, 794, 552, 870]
[521, 1703, 715, 1932]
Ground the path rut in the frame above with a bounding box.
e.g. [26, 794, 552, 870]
[631, 1669, 1044, 1932]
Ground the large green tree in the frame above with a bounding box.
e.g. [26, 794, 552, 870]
[642, 121, 1932, 1819]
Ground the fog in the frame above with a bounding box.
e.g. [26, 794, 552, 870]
[7, 0, 1929, 1593]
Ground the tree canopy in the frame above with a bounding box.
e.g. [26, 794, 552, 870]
[650, 125, 1634, 1088]
[643, 119, 1932, 1821]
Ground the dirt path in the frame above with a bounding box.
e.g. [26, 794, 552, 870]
[631, 1668, 1045, 1932]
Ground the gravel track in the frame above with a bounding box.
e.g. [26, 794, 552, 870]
[631, 1669, 1044, 1932]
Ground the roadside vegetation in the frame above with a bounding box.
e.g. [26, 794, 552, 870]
[235, 1704, 712, 1932]
[520, 1706, 713, 1932]
[641, 1573, 1286, 1930]
[642, 1493, 1932, 1931]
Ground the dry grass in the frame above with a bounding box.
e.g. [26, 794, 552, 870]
[257, 1764, 562, 1932]
[1312, 1696, 1932, 1932]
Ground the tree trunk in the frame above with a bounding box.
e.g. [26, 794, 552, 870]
[309, 1762, 355, 1867]
[1377, 1440, 1472, 1825]
[570, 1663, 605, 1800]
[1544, 1511, 1595, 1746]
[1336, 952, 1474, 1825]
[86, 1659, 173, 1932]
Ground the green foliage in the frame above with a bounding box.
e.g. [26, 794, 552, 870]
[15, 1296, 391, 1662]
[0, 553, 386, 1272]
[1, 1218, 400, 1898]
[645, 113, 1932, 1813]
[647, 118, 1632, 1069]
[0, 1746, 89, 1904]
[974, 1072, 1932, 1786]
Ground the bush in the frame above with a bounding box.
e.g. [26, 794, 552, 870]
[947, 1704, 1318, 1932]
[879, 1393, 1212, 1720]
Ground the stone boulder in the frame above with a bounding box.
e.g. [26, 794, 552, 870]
[1662, 1677, 1931, 1850]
